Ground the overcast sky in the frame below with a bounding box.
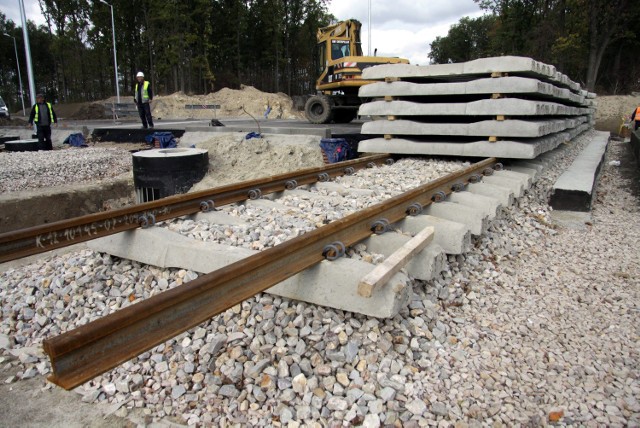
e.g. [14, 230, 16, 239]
[327, 0, 484, 64]
[1, 0, 484, 65]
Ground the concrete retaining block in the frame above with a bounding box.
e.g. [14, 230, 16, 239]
[549, 130, 609, 211]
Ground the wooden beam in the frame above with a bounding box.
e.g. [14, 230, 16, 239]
[385, 76, 401, 83]
[489, 136, 498, 142]
[384, 95, 395, 102]
[387, 115, 397, 121]
[384, 134, 393, 140]
[358, 226, 434, 298]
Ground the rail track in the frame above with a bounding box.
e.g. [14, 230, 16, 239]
[0, 154, 394, 263]
[2, 155, 506, 390]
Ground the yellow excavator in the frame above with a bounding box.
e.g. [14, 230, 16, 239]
[304, 19, 409, 124]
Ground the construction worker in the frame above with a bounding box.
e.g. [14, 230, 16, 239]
[134, 71, 154, 129]
[630, 106, 640, 131]
[28, 93, 57, 150]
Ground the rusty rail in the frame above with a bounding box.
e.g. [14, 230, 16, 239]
[42, 158, 498, 390]
[0, 154, 392, 263]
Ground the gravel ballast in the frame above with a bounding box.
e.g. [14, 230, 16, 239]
[0, 130, 638, 427]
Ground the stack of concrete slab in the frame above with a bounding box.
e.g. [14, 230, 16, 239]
[357, 56, 596, 159]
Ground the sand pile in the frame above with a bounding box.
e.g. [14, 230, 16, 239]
[178, 131, 325, 190]
[152, 86, 303, 120]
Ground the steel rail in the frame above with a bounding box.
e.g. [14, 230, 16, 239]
[42, 157, 498, 390]
[0, 154, 392, 263]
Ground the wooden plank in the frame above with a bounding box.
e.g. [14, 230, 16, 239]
[384, 134, 393, 140]
[358, 226, 434, 298]
[496, 115, 505, 121]
[384, 95, 395, 102]
[489, 136, 498, 142]
[387, 115, 397, 121]
[385, 76, 401, 83]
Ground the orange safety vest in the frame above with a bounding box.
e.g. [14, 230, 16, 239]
[635, 107, 640, 121]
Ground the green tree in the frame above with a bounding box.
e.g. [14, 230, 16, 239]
[429, 16, 497, 64]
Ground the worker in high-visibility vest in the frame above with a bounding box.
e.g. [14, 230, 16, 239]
[27, 93, 58, 150]
[631, 106, 640, 131]
[134, 71, 154, 129]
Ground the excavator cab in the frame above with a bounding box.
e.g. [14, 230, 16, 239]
[304, 20, 408, 124]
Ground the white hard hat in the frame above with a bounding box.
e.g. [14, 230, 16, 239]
[136, 71, 144, 78]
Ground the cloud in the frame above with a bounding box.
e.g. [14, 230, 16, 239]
[0, 0, 47, 26]
[327, 0, 484, 64]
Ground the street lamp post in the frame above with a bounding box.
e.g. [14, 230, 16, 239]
[3, 32, 26, 115]
[100, 0, 120, 103]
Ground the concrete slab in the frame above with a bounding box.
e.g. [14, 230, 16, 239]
[549, 130, 609, 211]
[359, 77, 584, 105]
[361, 117, 586, 138]
[357, 134, 566, 159]
[359, 99, 588, 117]
[87, 227, 411, 318]
[395, 215, 471, 254]
[362, 56, 581, 92]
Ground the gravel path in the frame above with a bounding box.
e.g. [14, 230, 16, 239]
[0, 131, 638, 427]
[0, 148, 132, 193]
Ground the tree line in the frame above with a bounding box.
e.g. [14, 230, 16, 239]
[0, 0, 332, 110]
[430, 0, 640, 94]
[1, 0, 639, 113]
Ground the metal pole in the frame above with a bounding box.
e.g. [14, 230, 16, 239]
[100, 0, 120, 103]
[368, 0, 371, 56]
[19, 0, 36, 132]
[3, 33, 26, 115]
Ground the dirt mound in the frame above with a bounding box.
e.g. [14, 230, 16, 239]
[70, 103, 109, 120]
[595, 95, 640, 135]
[152, 86, 304, 120]
[0, 117, 27, 126]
